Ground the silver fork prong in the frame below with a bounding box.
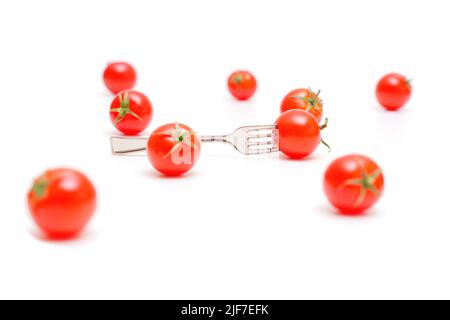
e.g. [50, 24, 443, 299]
[247, 141, 275, 147]
[246, 128, 276, 135]
[246, 146, 278, 155]
[242, 125, 279, 155]
[246, 125, 276, 130]
[247, 133, 274, 140]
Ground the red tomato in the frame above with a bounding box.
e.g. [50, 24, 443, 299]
[376, 73, 412, 111]
[227, 70, 257, 100]
[28, 168, 97, 239]
[275, 109, 328, 159]
[110, 90, 153, 136]
[280, 88, 323, 122]
[103, 62, 137, 94]
[147, 123, 201, 176]
[324, 155, 384, 215]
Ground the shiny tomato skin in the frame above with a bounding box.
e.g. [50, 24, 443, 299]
[275, 109, 321, 159]
[280, 88, 323, 122]
[109, 90, 153, 136]
[147, 123, 201, 176]
[28, 168, 97, 239]
[324, 155, 384, 215]
[227, 70, 257, 100]
[103, 62, 137, 94]
[376, 73, 411, 111]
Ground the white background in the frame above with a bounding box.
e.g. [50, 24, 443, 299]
[0, 0, 449, 300]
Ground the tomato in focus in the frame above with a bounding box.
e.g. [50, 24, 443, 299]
[28, 168, 97, 239]
[280, 88, 323, 122]
[376, 73, 412, 111]
[103, 62, 137, 94]
[147, 123, 201, 176]
[323, 155, 384, 215]
[227, 70, 257, 100]
[110, 90, 153, 135]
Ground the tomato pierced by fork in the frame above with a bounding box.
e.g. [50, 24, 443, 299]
[323, 155, 384, 215]
[147, 123, 201, 176]
[275, 109, 329, 159]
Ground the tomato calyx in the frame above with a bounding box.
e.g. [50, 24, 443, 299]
[110, 92, 143, 125]
[406, 78, 413, 90]
[158, 123, 198, 158]
[340, 165, 382, 207]
[232, 73, 244, 85]
[292, 88, 323, 112]
[31, 175, 49, 199]
[319, 118, 331, 152]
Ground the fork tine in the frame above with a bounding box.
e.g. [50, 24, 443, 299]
[240, 125, 279, 155]
[247, 141, 275, 147]
[247, 130, 276, 136]
[246, 125, 276, 129]
[247, 133, 274, 140]
[246, 146, 279, 155]
[245, 125, 277, 134]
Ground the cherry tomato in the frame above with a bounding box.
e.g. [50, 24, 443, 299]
[324, 155, 384, 215]
[28, 168, 97, 239]
[103, 62, 137, 94]
[275, 109, 328, 159]
[376, 73, 412, 111]
[280, 88, 323, 122]
[147, 123, 201, 176]
[110, 90, 153, 136]
[227, 70, 257, 100]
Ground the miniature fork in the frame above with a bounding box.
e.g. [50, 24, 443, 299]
[110, 125, 279, 155]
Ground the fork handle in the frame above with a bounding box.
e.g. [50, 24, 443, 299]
[199, 135, 228, 143]
[110, 136, 147, 155]
[110, 135, 230, 155]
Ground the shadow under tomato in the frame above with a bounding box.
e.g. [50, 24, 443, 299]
[29, 228, 97, 244]
[142, 169, 201, 180]
[371, 104, 413, 114]
[316, 203, 380, 219]
[221, 96, 256, 104]
[278, 152, 328, 162]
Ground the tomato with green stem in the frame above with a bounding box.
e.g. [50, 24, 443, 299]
[227, 70, 257, 100]
[27, 168, 97, 239]
[376, 73, 412, 111]
[275, 109, 329, 159]
[280, 88, 323, 122]
[323, 155, 384, 215]
[147, 123, 201, 176]
[103, 62, 137, 94]
[110, 90, 153, 135]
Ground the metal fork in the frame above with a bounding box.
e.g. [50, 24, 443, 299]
[110, 125, 279, 155]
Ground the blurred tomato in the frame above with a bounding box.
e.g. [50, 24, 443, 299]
[28, 168, 97, 239]
[228, 70, 257, 100]
[103, 62, 137, 94]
